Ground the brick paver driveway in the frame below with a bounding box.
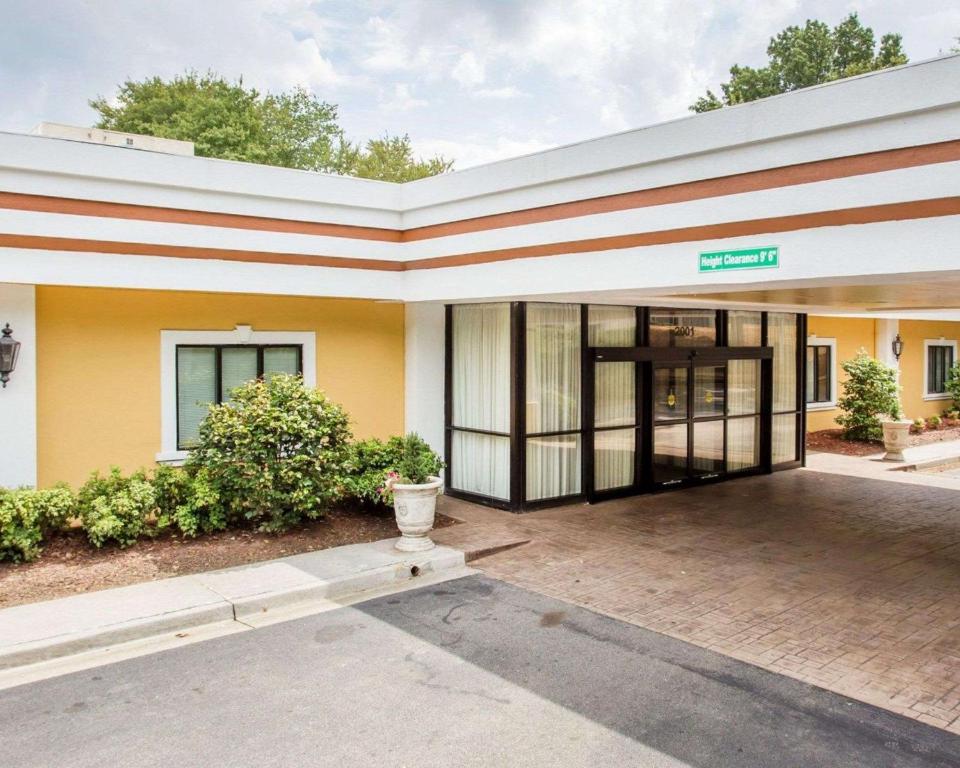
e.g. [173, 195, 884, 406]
[434, 469, 960, 732]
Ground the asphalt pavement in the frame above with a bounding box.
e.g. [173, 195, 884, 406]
[2, 574, 958, 767]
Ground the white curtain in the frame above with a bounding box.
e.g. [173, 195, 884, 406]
[728, 310, 762, 347]
[727, 416, 760, 470]
[450, 304, 511, 499]
[452, 304, 511, 432]
[588, 305, 635, 346]
[728, 360, 759, 416]
[525, 303, 581, 500]
[772, 413, 797, 464]
[594, 429, 634, 491]
[693, 420, 724, 472]
[526, 436, 581, 500]
[451, 432, 510, 500]
[769, 312, 798, 413]
[526, 303, 581, 433]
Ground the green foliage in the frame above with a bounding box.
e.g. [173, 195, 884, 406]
[927, 415, 942, 429]
[691, 13, 908, 112]
[0, 486, 75, 563]
[152, 465, 227, 538]
[912, 418, 926, 432]
[346, 134, 454, 183]
[393, 433, 444, 485]
[835, 351, 902, 441]
[77, 468, 157, 548]
[343, 437, 407, 507]
[944, 363, 960, 410]
[90, 72, 451, 181]
[185, 374, 352, 532]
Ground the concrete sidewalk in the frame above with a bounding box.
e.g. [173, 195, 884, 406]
[0, 538, 465, 670]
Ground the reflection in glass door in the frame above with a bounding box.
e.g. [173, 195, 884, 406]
[653, 366, 688, 483]
[592, 360, 637, 492]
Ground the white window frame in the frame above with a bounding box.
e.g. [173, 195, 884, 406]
[923, 338, 958, 401]
[805, 335, 837, 411]
[157, 326, 317, 463]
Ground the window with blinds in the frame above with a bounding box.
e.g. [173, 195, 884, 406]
[176, 344, 302, 448]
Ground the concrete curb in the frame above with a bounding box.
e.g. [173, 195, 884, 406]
[0, 539, 466, 670]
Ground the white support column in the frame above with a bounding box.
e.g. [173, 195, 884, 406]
[404, 303, 446, 459]
[875, 318, 901, 371]
[0, 283, 37, 487]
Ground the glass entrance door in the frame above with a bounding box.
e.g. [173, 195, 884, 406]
[587, 345, 771, 500]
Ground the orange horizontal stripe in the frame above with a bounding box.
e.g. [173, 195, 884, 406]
[0, 234, 404, 271]
[403, 197, 960, 270]
[1, 197, 957, 272]
[0, 140, 957, 244]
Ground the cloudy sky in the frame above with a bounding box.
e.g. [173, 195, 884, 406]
[1, 1, 958, 168]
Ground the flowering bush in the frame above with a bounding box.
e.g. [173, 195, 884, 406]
[343, 434, 444, 507]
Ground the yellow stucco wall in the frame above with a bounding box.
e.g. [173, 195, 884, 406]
[36, 286, 405, 487]
[805, 316, 876, 432]
[898, 320, 960, 422]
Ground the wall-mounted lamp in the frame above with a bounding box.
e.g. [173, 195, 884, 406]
[892, 333, 904, 361]
[0, 324, 21, 388]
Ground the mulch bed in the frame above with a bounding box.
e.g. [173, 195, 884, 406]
[806, 427, 960, 457]
[0, 507, 455, 610]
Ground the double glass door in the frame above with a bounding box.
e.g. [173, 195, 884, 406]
[587, 347, 771, 500]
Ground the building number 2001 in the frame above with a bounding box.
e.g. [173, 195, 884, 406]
[671, 325, 696, 337]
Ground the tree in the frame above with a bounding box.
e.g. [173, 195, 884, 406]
[90, 72, 451, 181]
[346, 134, 453, 183]
[691, 13, 908, 112]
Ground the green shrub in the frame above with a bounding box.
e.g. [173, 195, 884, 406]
[186, 374, 352, 532]
[343, 437, 406, 507]
[927, 414, 942, 429]
[77, 467, 157, 548]
[835, 351, 902, 442]
[946, 364, 960, 410]
[0, 485, 75, 562]
[393, 433, 444, 485]
[912, 418, 926, 433]
[151, 464, 227, 538]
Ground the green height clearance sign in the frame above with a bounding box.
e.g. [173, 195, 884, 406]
[699, 246, 779, 273]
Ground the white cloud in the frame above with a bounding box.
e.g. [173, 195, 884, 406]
[474, 86, 524, 99]
[451, 51, 485, 86]
[381, 83, 427, 112]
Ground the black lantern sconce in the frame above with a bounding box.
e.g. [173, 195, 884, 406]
[0, 324, 21, 388]
[892, 333, 904, 361]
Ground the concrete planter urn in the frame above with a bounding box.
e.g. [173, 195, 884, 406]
[389, 475, 443, 552]
[881, 419, 912, 461]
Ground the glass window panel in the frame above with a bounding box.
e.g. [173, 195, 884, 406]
[588, 305, 636, 347]
[727, 416, 760, 471]
[769, 312, 798, 412]
[653, 424, 687, 483]
[816, 347, 830, 401]
[450, 431, 510, 500]
[728, 310, 761, 347]
[692, 420, 724, 475]
[728, 360, 760, 415]
[595, 362, 635, 428]
[177, 347, 216, 449]
[649, 308, 716, 347]
[263, 346, 299, 381]
[694, 365, 725, 418]
[772, 413, 798, 464]
[654, 367, 688, 421]
[805, 347, 816, 403]
[526, 303, 581, 433]
[526, 435, 581, 501]
[594, 428, 635, 491]
[220, 347, 258, 400]
[452, 304, 511, 433]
